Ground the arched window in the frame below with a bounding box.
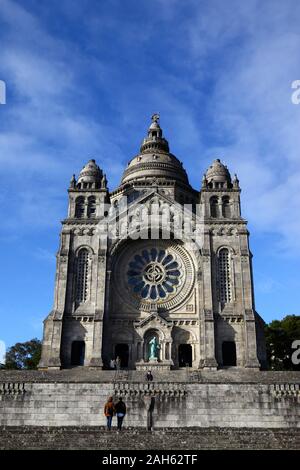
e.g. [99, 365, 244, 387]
[218, 248, 232, 304]
[210, 196, 218, 218]
[75, 249, 90, 303]
[75, 196, 85, 218]
[87, 196, 96, 218]
[222, 196, 231, 218]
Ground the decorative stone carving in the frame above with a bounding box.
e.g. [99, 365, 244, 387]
[204, 309, 214, 321]
[113, 240, 195, 312]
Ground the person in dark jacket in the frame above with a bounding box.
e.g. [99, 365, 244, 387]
[114, 397, 126, 431]
[146, 370, 153, 381]
[104, 396, 115, 430]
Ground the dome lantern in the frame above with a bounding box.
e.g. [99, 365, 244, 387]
[121, 115, 189, 185]
[140, 113, 169, 154]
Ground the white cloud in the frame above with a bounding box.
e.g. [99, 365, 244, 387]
[0, 0, 128, 233]
[176, 0, 300, 255]
[0, 0, 300, 258]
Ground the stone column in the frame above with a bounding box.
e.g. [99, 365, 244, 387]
[244, 311, 260, 368]
[218, 198, 223, 218]
[200, 230, 218, 369]
[239, 231, 260, 368]
[89, 238, 108, 368]
[38, 314, 62, 369]
[132, 342, 137, 367]
[161, 341, 166, 361]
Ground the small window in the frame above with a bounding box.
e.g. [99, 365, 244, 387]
[210, 196, 218, 218]
[218, 248, 232, 303]
[75, 249, 90, 303]
[75, 196, 85, 218]
[87, 196, 96, 218]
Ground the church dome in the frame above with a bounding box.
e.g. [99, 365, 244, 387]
[121, 115, 189, 185]
[78, 159, 103, 184]
[205, 159, 231, 185]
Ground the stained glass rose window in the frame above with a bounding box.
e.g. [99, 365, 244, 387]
[127, 248, 181, 300]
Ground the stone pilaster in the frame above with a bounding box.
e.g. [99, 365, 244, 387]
[199, 231, 218, 369]
[239, 231, 260, 368]
[89, 238, 108, 368]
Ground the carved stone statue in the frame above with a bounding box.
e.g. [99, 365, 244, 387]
[148, 336, 160, 361]
[151, 113, 160, 123]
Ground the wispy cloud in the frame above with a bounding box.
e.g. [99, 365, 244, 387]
[0, 0, 300, 344]
[1, 0, 300, 254]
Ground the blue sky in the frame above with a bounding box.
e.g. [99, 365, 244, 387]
[0, 0, 300, 350]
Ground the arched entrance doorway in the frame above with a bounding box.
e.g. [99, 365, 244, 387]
[115, 344, 129, 368]
[222, 341, 237, 366]
[71, 341, 85, 366]
[178, 344, 192, 367]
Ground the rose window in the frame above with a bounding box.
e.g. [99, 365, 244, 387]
[127, 248, 181, 300]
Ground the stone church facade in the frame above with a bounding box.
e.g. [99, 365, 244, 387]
[39, 115, 266, 371]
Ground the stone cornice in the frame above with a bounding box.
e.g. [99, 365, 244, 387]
[62, 218, 100, 225]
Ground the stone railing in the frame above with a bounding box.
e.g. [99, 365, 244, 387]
[0, 383, 26, 396]
[113, 382, 187, 397]
[270, 383, 300, 399]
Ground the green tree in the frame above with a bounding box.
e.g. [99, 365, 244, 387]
[265, 315, 300, 370]
[3, 338, 41, 370]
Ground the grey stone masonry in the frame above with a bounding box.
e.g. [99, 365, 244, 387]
[0, 370, 299, 428]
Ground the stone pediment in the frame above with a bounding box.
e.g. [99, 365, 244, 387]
[134, 311, 173, 345]
[108, 188, 201, 240]
[136, 311, 172, 330]
[116, 188, 185, 220]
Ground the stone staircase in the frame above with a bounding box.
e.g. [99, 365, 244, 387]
[1, 368, 300, 384]
[0, 426, 299, 450]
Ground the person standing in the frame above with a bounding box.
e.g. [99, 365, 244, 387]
[115, 356, 121, 370]
[146, 370, 153, 381]
[114, 397, 126, 431]
[110, 358, 116, 370]
[104, 396, 115, 430]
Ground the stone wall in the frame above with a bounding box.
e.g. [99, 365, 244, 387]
[0, 370, 299, 428]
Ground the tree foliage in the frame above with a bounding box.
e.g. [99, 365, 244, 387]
[2, 338, 41, 370]
[265, 315, 300, 370]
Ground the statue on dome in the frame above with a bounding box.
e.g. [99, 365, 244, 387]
[151, 113, 160, 123]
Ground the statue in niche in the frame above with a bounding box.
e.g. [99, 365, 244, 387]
[148, 336, 160, 361]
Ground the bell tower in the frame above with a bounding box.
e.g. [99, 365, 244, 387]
[200, 159, 261, 368]
[39, 159, 109, 369]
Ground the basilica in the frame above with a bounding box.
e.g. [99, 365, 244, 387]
[39, 115, 266, 370]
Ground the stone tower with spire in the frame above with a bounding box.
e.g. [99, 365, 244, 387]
[39, 116, 266, 370]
